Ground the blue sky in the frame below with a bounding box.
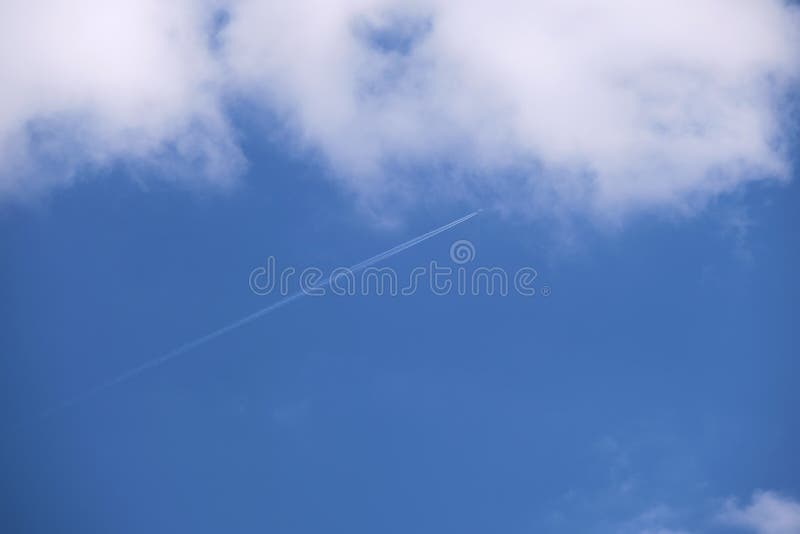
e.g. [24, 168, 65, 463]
[3, 136, 799, 534]
[2, 2, 800, 534]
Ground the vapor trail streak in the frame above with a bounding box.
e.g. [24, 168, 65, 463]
[43, 210, 480, 417]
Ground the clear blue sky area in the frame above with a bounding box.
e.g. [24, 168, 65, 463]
[1, 138, 798, 533]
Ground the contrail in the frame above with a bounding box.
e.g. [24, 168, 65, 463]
[42, 210, 481, 417]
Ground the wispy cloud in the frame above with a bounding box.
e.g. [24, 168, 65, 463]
[615, 491, 800, 534]
[617, 504, 691, 534]
[718, 491, 800, 534]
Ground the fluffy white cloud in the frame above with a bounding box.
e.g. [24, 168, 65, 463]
[1, 0, 799, 220]
[719, 491, 800, 534]
[0, 0, 244, 198]
[223, 0, 800, 218]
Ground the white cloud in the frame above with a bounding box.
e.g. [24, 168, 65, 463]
[0, 0, 244, 198]
[613, 491, 800, 534]
[1, 0, 799, 220]
[718, 491, 800, 534]
[223, 0, 800, 219]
